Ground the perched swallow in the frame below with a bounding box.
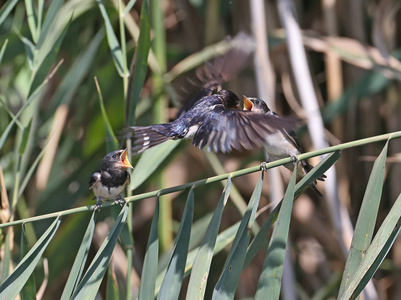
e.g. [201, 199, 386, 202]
[128, 89, 293, 154]
[89, 148, 133, 211]
[243, 96, 326, 195]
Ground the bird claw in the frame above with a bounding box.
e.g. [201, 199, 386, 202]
[114, 196, 126, 207]
[260, 162, 268, 172]
[290, 156, 298, 164]
[94, 202, 102, 212]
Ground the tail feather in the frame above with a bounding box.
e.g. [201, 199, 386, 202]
[301, 160, 326, 181]
[128, 124, 174, 153]
[309, 182, 323, 197]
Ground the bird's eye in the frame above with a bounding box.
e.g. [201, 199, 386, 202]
[112, 154, 117, 159]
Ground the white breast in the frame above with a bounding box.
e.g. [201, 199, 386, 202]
[263, 131, 300, 161]
[91, 180, 127, 200]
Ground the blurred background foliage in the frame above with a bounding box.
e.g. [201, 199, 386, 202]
[1, 0, 401, 299]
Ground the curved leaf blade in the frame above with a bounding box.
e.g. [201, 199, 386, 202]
[138, 197, 160, 300]
[60, 212, 96, 300]
[339, 141, 388, 297]
[97, 0, 127, 77]
[158, 188, 194, 300]
[244, 151, 341, 267]
[213, 172, 264, 299]
[130, 140, 180, 190]
[186, 177, 232, 299]
[255, 165, 297, 300]
[71, 205, 129, 300]
[19, 226, 37, 300]
[341, 193, 401, 299]
[0, 216, 61, 299]
[0, 0, 18, 26]
[127, 0, 150, 125]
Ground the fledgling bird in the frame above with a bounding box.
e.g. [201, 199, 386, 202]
[243, 96, 326, 195]
[89, 148, 133, 211]
[128, 89, 293, 154]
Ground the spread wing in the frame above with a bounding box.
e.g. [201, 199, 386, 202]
[192, 108, 296, 153]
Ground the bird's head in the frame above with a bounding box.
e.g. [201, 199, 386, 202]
[217, 90, 241, 109]
[242, 96, 272, 114]
[102, 148, 133, 170]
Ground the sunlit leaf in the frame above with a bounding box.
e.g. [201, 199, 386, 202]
[255, 166, 297, 299]
[158, 188, 194, 299]
[213, 172, 264, 299]
[186, 177, 232, 299]
[60, 212, 96, 300]
[338, 141, 388, 297]
[341, 193, 401, 299]
[71, 205, 129, 300]
[97, 0, 127, 77]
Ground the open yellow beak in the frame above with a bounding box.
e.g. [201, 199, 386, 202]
[243, 96, 253, 111]
[120, 148, 133, 169]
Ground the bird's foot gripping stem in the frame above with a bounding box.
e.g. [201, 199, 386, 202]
[290, 155, 298, 164]
[114, 195, 126, 207]
[94, 198, 102, 211]
[260, 162, 268, 172]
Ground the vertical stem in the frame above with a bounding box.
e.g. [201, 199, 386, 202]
[151, 0, 172, 250]
[119, 1, 133, 298]
[119, 0, 129, 96]
[205, 0, 219, 45]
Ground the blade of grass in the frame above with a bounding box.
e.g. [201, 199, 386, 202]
[106, 263, 119, 300]
[71, 205, 129, 300]
[0, 76, 50, 151]
[0, 232, 12, 283]
[213, 172, 264, 299]
[255, 165, 297, 299]
[94, 77, 119, 152]
[123, 0, 137, 16]
[186, 177, 232, 299]
[0, 0, 18, 26]
[129, 140, 181, 190]
[158, 188, 194, 300]
[60, 211, 96, 300]
[19, 225, 37, 300]
[0, 39, 8, 63]
[49, 29, 104, 113]
[155, 220, 241, 297]
[0, 216, 61, 299]
[97, 0, 127, 77]
[138, 197, 160, 300]
[36, 0, 65, 49]
[338, 141, 388, 297]
[24, 0, 39, 43]
[126, 0, 150, 125]
[341, 193, 401, 299]
[29, 18, 70, 96]
[244, 151, 340, 268]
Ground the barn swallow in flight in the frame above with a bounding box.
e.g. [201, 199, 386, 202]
[89, 149, 133, 211]
[243, 96, 326, 195]
[128, 90, 293, 154]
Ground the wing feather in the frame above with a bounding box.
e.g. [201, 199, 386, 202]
[192, 107, 295, 153]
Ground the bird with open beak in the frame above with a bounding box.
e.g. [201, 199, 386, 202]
[128, 89, 292, 154]
[89, 148, 133, 211]
[243, 96, 326, 195]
